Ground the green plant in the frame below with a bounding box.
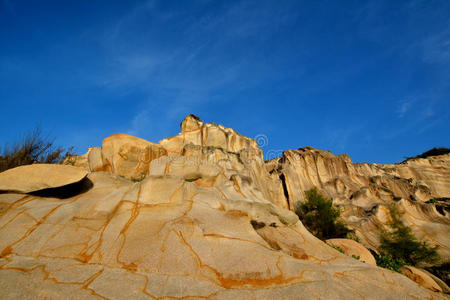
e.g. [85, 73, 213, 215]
[375, 252, 405, 273]
[352, 255, 360, 260]
[185, 178, 198, 182]
[63, 156, 76, 166]
[0, 127, 73, 172]
[295, 187, 352, 240]
[330, 245, 344, 254]
[379, 205, 439, 266]
[346, 231, 361, 243]
[131, 173, 146, 182]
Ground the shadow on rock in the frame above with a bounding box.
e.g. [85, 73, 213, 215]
[29, 177, 94, 199]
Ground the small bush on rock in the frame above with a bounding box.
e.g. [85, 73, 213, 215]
[295, 187, 352, 240]
[378, 205, 439, 267]
[375, 252, 405, 273]
[0, 127, 72, 172]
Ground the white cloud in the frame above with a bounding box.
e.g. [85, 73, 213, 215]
[397, 98, 415, 118]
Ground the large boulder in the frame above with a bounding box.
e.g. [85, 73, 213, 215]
[101, 133, 167, 180]
[160, 114, 261, 155]
[326, 238, 377, 265]
[400, 265, 443, 293]
[0, 164, 88, 193]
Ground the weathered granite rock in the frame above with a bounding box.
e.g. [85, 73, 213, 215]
[400, 265, 443, 292]
[66, 134, 168, 180]
[0, 164, 88, 193]
[271, 147, 450, 262]
[101, 133, 167, 180]
[1, 115, 448, 298]
[0, 171, 445, 299]
[326, 238, 377, 265]
[160, 114, 260, 155]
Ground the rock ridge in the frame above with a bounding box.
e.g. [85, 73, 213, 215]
[0, 114, 448, 299]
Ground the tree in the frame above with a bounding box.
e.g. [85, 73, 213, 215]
[0, 127, 72, 172]
[379, 205, 439, 267]
[295, 187, 352, 240]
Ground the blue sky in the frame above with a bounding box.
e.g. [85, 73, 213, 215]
[1, 0, 449, 164]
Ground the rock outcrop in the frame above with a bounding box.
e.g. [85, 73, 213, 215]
[270, 147, 450, 262]
[326, 238, 377, 266]
[400, 265, 443, 292]
[0, 115, 448, 299]
[65, 133, 167, 180]
[0, 164, 88, 193]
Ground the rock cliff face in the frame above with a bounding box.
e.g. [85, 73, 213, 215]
[0, 115, 448, 299]
[270, 147, 450, 261]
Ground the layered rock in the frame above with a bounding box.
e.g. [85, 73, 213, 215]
[326, 238, 376, 266]
[0, 171, 445, 299]
[270, 147, 450, 262]
[160, 114, 261, 154]
[65, 133, 167, 180]
[1, 115, 448, 299]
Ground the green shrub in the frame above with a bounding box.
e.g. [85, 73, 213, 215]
[379, 205, 439, 267]
[0, 127, 73, 172]
[330, 244, 345, 254]
[346, 231, 361, 243]
[375, 252, 405, 273]
[295, 187, 352, 240]
[131, 173, 147, 182]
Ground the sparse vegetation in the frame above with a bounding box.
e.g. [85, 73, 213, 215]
[185, 178, 198, 182]
[352, 255, 360, 260]
[377, 205, 439, 270]
[330, 245, 345, 254]
[0, 127, 73, 172]
[346, 231, 361, 243]
[131, 173, 147, 182]
[426, 198, 439, 204]
[295, 187, 352, 240]
[403, 147, 450, 162]
[375, 252, 405, 273]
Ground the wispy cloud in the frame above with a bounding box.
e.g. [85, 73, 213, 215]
[397, 98, 416, 118]
[421, 28, 450, 64]
[86, 1, 301, 135]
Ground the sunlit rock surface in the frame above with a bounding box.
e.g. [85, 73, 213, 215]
[0, 115, 448, 299]
[270, 147, 450, 262]
[0, 164, 88, 193]
[326, 238, 376, 266]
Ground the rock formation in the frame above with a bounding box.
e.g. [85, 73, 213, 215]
[0, 164, 88, 193]
[326, 238, 377, 266]
[0, 115, 448, 299]
[268, 147, 450, 261]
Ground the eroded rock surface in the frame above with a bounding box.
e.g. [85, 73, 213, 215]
[0, 172, 445, 299]
[1, 115, 448, 299]
[0, 164, 88, 193]
[326, 238, 376, 266]
[270, 147, 450, 262]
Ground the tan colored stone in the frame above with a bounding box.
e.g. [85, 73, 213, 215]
[1, 116, 447, 298]
[160, 115, 261, 155]
[273, 147, 450, 261]
[0, 164, 88, 193]
[400, 265, 443, 292]
[0, 171, 445, 299]
[326, 238, 377, 265]
[101, 133, 167, 179]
